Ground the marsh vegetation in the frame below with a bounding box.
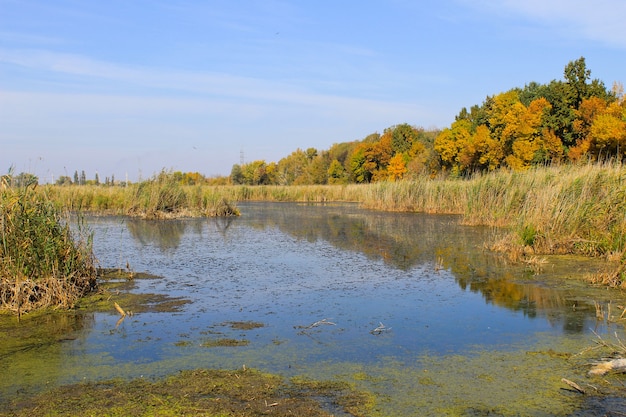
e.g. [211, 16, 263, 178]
[0, 178, 96, 316]
[39, 161, 626, 287]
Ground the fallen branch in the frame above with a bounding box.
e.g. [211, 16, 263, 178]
[561, 378, 585, 394]
[114, 302, 126, 317]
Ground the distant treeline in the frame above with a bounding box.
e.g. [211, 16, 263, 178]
[228, 57, 624, 185]
[5, 57, 624, 190]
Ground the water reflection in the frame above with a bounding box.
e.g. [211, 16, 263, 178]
[114, 202, 609, 334]
[126, 219, 187, 252]
[2, 202, 624, 415]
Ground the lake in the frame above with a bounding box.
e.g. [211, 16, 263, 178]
[1, 202, 625, 415]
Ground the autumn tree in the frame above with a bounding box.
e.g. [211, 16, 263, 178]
[327, 159, 348, 184]
[277, 149, 309, 185]
[391, 123, 418, 154]
[305, 152, 330, 184]
[387, 153, 407, 180]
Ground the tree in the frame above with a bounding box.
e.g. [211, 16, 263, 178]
[306, 153, 330, 184]
[391, 124, 418, 154]
[230, 164, 244, 184]
[80, 170, 86, 185]
[327, 159, 347, 184]
[240, 160, 270, 185]
[9, 172, 39, 187]
[588, 102, 626, 159]
[349, 146, 371, 183]
[387, 153, 407, 181]
[564, 56, 591, 109]
[73, 170, 79, 185]
[277, 149, 309, 185]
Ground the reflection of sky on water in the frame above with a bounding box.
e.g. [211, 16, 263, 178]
[77, 203, 622, 373]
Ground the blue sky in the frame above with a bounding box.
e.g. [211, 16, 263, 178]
[1, 0, 625, 182]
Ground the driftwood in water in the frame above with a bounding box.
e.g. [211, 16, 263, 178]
[588, 358, 626, 376]
[561, 378, 585, 394]
[114, 302, 126, 317]
[295, 318, 336, 330]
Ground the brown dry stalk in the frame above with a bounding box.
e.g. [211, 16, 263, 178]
[0, 276, 92, 314]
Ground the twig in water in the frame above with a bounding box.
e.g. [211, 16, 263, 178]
[295, 318, 336, 330]
[371, 322, 391, 334]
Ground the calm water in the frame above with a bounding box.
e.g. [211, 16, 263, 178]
[2, 202, 625, 415]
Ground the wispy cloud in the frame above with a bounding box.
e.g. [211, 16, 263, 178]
[462, 0, 626, 48]
[0, 47, 434, 115]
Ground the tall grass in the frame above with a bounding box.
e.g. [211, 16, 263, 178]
[46, 171, 240, 218]
[1, 180, 97, 315]
[45, 162, 626, 263]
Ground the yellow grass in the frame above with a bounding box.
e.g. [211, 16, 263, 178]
[44, 161, 626, 269]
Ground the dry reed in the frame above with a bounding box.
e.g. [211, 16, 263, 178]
[1, 180, 97, 315]
[43, 161, 626, 274]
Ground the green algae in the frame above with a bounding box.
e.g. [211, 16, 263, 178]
[268, 332, 626, 417]
[201, 338, 250, 347]
[0, 368, 373, 417]
[74, 269, 190, 314]
[225, 320, 265, 330]
[3, 265, 626, 416]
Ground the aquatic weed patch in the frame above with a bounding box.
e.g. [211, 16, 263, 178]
[0, 368, 372, 417]
[74, 269, 190, 314]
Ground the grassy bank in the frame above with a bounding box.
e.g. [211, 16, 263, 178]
[45, 170, 239, 218]
[363, 162, 625, 250]
[43, 162, 626, 284]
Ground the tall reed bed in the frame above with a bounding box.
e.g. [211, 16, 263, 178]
[45, 162, 625, 265]
[465, 162, 626, 258]
[1, 181, 96, 315]
[46, 172, 240, 218]
[351, 162, 625, 261]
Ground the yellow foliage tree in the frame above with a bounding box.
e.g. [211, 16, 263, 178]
[589, 104, 626, 159]
[387, 153, 407, 181]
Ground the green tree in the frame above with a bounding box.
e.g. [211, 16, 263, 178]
[230, 164, 244, 184]
[391, 123, 418, 154]
[327, 159, 347, 184]
[564, 56, 591, 109]
[349, 146, 371, 183]
[277, 149, 308, 185]
[306, 152, 330, 184]
[241, 160, 269, 185]
[9, 172, 39, 187]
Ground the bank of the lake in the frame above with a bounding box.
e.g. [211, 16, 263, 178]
[43, 161, 626, 286]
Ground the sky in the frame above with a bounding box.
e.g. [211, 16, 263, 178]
[1, 0, 625, 183]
